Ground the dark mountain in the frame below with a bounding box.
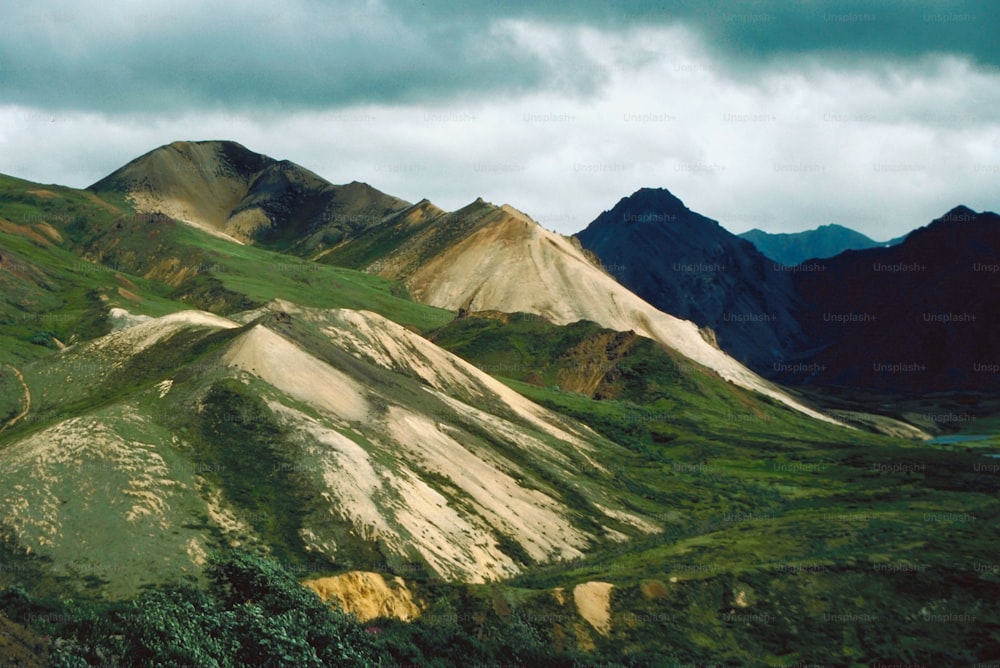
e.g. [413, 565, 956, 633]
[787, 206, 1000, 392]
[740, 223, 892, 266]
[578, 190, 1000, 394]
[575, 188, 804, 372]
[89, 140, 409, 253]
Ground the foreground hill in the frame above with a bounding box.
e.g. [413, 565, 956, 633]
[0, 302, 658, 596]
[89, 140, 409, 251]
[740, 223, 892, 266]
[575, 188, 804, 371]
[320, 196, 836, 423]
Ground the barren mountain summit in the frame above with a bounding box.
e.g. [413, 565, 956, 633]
[89, 140, 409, 250]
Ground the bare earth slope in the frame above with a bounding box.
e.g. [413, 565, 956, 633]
[0, 304, 657, 596]
[351, 200, 838, 424]
[85, 141, 830, 420]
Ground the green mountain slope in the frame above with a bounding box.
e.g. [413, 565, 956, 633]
[0, 171, 452, 366]
[0, 175, 187, 365]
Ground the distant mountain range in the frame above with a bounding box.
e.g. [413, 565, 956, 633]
[739, 224, 901, 266]
[92, 142, 832, 421]
[789, 206, 1000, 391]
[577, 189, 1000, 393]
[72, 141, 1000, 395]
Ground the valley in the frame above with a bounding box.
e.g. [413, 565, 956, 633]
[0, 141, 997, 666]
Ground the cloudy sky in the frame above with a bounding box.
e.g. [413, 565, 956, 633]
[2, 0, 998, 239]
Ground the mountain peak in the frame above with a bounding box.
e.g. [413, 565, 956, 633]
[499, 203, 535, 223]
[88, 140, 410, 250]
[577, 188, 804, 373]
[633, 186, 686, 203]
[607, 187, 691, 222]
[166, 139, 271, 170]
[936, 205, 978, 223]
[582, 187, 723, 237]
[168, 139, 251, 151]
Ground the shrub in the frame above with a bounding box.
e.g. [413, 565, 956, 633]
[49, 549, 378, 667]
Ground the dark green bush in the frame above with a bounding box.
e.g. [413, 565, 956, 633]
[48, 549, 377, 667]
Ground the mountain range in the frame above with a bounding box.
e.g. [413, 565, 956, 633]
[577, 189, 1000, 393]
[739, 223, 897, 266]
[790, 206, 1000, 390]
[1, 300, 663, 595]
[1, 139, 997, 664]
[87, 142, 833, 422]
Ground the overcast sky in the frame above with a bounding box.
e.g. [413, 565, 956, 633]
[2, 0, 998, 238]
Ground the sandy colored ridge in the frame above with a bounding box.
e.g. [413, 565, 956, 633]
[386, 405, 590, 564]
[128, 190, 247, 245]
[111, 141, 251, 244]
[266, 392, 573, 583]
[318, 306, 601, 449]
[296, 405, 525, 583]
[398, 203, 841, 425]
[222, 324, 370, 422]
[95, 141, 411, 249]
[242, 303, 654, 581]
[90, 309, 239, 360]
[304, 572, 422, 622]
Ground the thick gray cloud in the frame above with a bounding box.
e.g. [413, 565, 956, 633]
[0, 1, 576, 112]
[0, 0, 997, 239]
[2, 0, 997, 113]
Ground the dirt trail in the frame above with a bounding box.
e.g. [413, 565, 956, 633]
[0, 365, 30, 434]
